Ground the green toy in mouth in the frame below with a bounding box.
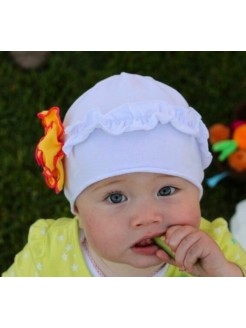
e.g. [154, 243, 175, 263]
[153, 236, 175, 259]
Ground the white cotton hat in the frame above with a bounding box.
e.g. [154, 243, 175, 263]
[63, 72, 212, 213]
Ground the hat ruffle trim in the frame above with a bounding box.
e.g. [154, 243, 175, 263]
[63, 101, 212, 169]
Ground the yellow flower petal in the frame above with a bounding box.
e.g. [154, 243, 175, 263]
[35, 106, 65, 193]
[38, 123, 62, 171]
[38, 107, 64, 138]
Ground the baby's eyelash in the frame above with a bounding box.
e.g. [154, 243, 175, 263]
[158, 186, 177, 196]
[104, 190, 122, 199]
[104, 191, 128, 204]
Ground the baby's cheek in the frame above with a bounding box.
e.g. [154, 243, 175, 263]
[185, 209, 201, 228]
[83, 217, 103, 242]
[175, 205, 201, 228]
[83, 218, 118, 254]
[89, 233, 121, 260]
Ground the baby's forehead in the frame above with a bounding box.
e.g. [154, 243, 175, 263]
[88, 172, 188, 189]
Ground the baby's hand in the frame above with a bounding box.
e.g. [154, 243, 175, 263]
[156, 225, 243, 277]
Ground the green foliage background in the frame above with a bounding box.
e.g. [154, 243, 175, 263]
[1, 51, 246, 274]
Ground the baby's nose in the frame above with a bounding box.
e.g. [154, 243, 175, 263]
[130, 203, 163, 228]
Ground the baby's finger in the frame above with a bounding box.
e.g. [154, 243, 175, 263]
[174, 230, 202, 270]
[182, 239, 204, 273]
[165, 225, 183, 242]
[155, 249, 175, 265]
[166, 225, 197, 251]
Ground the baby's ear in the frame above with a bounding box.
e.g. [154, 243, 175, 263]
[74, 204, 82, 221]
[74, 204, 78, 213]
[77, 216, 84, 229]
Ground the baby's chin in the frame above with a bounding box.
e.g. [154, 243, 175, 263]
[125, 254, 165, 270]
[103, 254, 165, 273]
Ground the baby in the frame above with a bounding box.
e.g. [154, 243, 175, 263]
[2, 72, 246, 276]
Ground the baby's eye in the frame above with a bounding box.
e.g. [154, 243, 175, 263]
[106, 192, 127, 204]
[158, 186, 176, 196]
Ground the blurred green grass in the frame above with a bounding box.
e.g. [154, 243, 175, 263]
[1, 51, 246, 274]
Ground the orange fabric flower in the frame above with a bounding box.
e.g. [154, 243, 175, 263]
[233, 124, 246, 149]
[228, 149, 246, 172]
[209, 123, 230, 145]
[35, 107, 65, 193]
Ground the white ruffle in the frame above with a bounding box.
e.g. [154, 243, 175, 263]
[63, 100, 212, 169]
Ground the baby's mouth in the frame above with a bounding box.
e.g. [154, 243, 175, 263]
[131, 237, 158, 255]
[134, 238, 155, 247]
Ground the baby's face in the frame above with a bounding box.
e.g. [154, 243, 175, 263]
[75, 172, 201, 269]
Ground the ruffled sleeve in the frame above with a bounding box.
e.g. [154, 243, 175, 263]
[2, 218, 91, 277]
[201, 217, 246, 276]
[2, 219, 55, 277]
